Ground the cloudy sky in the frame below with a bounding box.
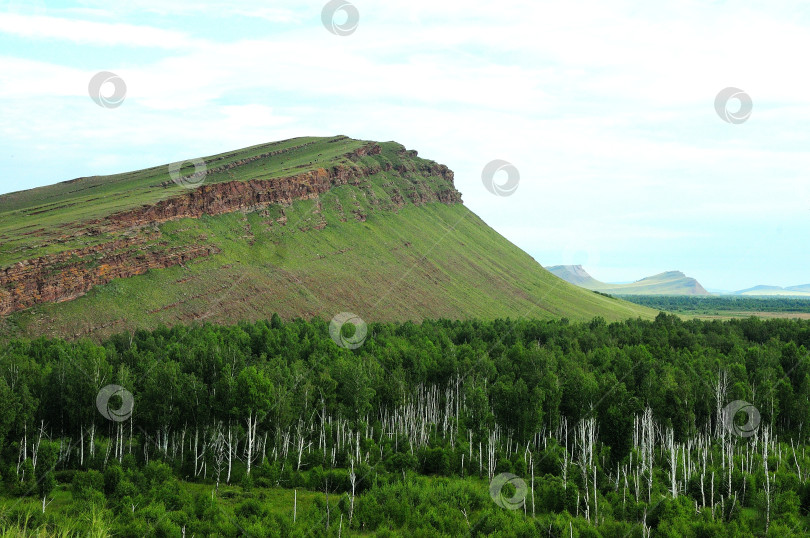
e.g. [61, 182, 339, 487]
[1, 0, 808, 290]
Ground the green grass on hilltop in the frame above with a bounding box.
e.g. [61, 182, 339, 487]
[0, 136, 366, 266]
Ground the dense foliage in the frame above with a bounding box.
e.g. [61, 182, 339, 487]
[1, 313, 810, 536]
[619, 294, 810, 315]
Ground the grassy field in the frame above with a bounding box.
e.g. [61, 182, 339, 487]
[692, 311, 810, 320]
[617, 294, 810, 320]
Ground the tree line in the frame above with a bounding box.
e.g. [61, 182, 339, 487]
[618, 294, 810, 314]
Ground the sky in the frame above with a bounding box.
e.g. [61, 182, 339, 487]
[0, 0, 808, 291]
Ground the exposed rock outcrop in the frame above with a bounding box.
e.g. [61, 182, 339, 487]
[101, 147, 460, 233]
[0, 143, 462, 316]
[0, 239, 218, 315]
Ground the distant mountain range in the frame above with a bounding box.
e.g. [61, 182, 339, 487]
[547, 265, 810, 298]
[546, 265, 709, 296]
[730, 284, 810, 297]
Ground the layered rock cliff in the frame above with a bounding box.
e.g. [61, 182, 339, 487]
[0, 239, 218, 315]
[0, 142, 462, 316]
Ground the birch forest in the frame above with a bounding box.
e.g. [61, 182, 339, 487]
[1, 312, 810, 536]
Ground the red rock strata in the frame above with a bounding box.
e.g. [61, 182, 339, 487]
[0, 240, 218, 316]
[0, 144, 461, 316]
[100, 146, 460, 233]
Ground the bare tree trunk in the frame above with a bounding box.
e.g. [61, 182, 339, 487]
[530, 452, 535, 517]
[593, 464, 598, 526]
[667, 428, 677, 498]
[713, 369, 728, 439]
[227, 422, 233, 484]
[297, 428, 305, 471]
[32, 421, 44, 473]
[246, 411, 258, 476]
[89, 423, 95, 458]
[764, 426, 771, 533]
[193, 428, 199, 477]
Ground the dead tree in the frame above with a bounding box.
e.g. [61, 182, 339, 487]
[666, 428, 677, 498]
[763, 426, 771, 533]
[349, 458, 357, 525]
[713, 369, 728, 439]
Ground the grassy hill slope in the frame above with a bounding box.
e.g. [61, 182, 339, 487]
[0, 137, 655, 339]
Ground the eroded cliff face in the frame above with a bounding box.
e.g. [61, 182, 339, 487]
[0, 144, 462, 316]
[0, 238, 219, 316]
[99, 147, 459, 232]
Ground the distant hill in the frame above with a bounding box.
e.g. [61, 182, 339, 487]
[733, 284, 810, 297]
[547, 265, 710, 296]
[788, 284, 810, 293]
[546, 264, 603, 288]
[0, 136, 655, 340]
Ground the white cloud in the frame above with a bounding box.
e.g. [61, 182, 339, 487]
[1, 0, 809, 289]
[0, 13, 197, 48]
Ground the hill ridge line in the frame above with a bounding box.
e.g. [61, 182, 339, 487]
[547, 264, 709, 296]
[95, 143, 460, 234]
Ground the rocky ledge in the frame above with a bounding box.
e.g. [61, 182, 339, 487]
[0, 144, 462, 316]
